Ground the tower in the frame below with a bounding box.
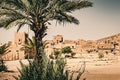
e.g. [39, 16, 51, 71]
[12, 32, 28, 60]
[54, 35, 63, 44]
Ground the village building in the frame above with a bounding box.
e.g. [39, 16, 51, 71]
[2, 33, 120, 60]
[2, 32, 28, 60]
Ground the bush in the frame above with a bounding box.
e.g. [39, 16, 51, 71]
[98, 53, 104, 59]
[0, 59, 7, 72]
[54, 50, 61, 59]
[49, 54, 54, 59]
[14, 48, 85, 80]
[71, 52, 76, 58]
[61, 46, 72, 54]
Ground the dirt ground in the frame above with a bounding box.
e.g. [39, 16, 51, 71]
[0, 53, 120, 80]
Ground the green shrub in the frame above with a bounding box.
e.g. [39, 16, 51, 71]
[14, 48, 85, 80]
[49, 54, 54, 59]
[61, 46, 72, 54]
[0, 59, 7, 72]
[71, 52, 76, 58]
[98, 53, 104, 59]
[54, 50, 61, 59]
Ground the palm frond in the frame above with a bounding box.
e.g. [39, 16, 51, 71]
[55, 11, 79, 24]
[27, 37, 35, 47]
[2, 0, 29, 11]
[61, 0, 93, 12]
[20, 36, 36, 58]
[0, 16, 26, 29]
[42, 0, 92, 25]
[17, 22, 28, 32]
[0, 43, 9, 55]
[0, 9, 16, 16]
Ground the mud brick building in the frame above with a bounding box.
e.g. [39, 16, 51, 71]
[2, 33, 120, 60]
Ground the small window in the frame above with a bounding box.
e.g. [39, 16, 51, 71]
[18, 39, 22, 45]
[104, 41, 107, 44]
[19, 39, 21, 42]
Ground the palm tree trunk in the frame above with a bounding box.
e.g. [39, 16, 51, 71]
[35, 27, 45, 61]
[31, 22, 47, 63]
[34, 32, 42, 62]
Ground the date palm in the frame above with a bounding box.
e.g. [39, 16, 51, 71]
[0, 44, 9, 72]
[21, 36, 49, 59]
[0, 0, 92, 61]
[21, 36, 36, 59]
[0, 43, 9, 59]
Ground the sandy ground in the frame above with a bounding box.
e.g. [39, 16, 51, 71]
[0, 53, 120, 80]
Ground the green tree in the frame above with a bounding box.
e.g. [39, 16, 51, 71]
[0, 43, 9, 72]
[21, 36, 36, 59]
[61, 46, 72, 54]
[21, 36, 48, 59]
[0, 0, 92, 61]
[0, 43, 9, 59]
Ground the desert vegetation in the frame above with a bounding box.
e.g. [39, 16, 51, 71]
[14, 47, 86, 80]
[0, 44, 9, 72]
[20, 36, 36, 59]
[98, 53, 104, 59]
[49, 46, 77, 59]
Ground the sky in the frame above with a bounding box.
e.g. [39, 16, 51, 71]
[0, 0, 120, 43]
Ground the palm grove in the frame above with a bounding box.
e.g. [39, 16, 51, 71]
[0, 0, 92, 79]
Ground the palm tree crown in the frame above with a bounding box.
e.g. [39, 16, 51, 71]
[0, 0, 92, 31]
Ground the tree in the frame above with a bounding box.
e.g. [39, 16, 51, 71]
[61, 46, 72, 54]
[21, 36, 36, 59]
[21, 36, 48, 59]
[0, 0, 92, 62]
[0, 43, 9, 59]
[0, 43, 9, 72]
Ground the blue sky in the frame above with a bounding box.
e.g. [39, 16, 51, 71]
[0, 0, 120, 43]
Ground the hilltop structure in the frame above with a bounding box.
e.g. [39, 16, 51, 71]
[2, 33, 120, 60]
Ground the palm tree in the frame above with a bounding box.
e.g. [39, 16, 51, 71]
[21, 36, 48, 59]
[21, 36, 36, 59]
[0, 43, 9, 72]
[0, 0, 92, 61]
[0, 43, 9, 59]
